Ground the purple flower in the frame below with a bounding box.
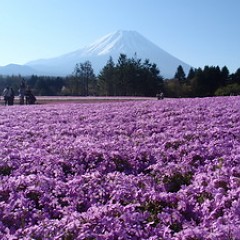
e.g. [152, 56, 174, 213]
[0, 97, 240, 238]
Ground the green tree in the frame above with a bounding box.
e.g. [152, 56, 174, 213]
[164, 79, 181, 97]
[71, 61, 95, 96]
[174, 65, 186, 84]
[116, 54, 128, 95]
[80, 61, 95, 96]
[232, 68, 240, 84]
[98, 53, 163, 97]
[186, 68, 196, 81]
[98, 57, 116, 96]
[70, 64, 83, 95]
[215, 83, 240, 96]
[141, 60, 163, 96]
[190, 66, 221, 97]
[220, 66, 230, 86]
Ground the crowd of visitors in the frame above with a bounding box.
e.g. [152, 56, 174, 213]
[2, 79, 36, 106]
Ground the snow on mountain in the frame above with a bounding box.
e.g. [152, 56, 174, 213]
[1, 30, 192, 78]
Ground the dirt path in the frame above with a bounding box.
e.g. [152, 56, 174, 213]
[0, 96, 155, 105]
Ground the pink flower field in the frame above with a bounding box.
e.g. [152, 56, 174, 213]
[0, 97, 240, 239]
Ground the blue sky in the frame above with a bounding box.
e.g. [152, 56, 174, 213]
[1, 0, 240, 73]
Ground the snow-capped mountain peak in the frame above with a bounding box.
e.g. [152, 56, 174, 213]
[1, 30, 192, 77]
[81, 30, 160, 56]
[83, 30, 126, 55]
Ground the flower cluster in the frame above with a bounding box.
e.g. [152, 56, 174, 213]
[0, 97, 240, 239]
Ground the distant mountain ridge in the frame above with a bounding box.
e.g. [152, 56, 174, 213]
[0, 30, 192, 78]
[0, 64, 39, 76]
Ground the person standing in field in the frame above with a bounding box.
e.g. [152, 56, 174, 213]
[19, 79, 26, 105]
[2, 86, 11, 105]
[25, 87, 36, 104]
[8, 87, 15, 105]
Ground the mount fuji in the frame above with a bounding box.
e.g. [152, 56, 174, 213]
[1, 30, 192, 78]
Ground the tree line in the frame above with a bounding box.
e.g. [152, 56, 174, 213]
[0, 54, 240, 98]
[167, 65, 240, 97]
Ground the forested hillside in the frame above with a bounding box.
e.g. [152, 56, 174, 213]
[0, 54, 240, 98]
